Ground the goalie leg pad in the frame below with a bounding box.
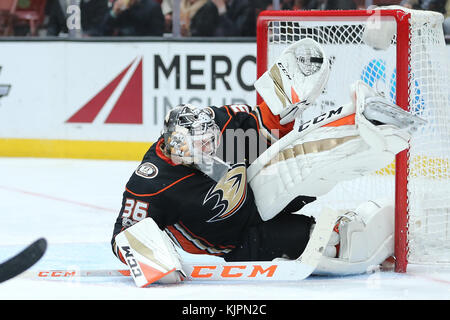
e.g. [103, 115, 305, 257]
[115, 218, 185, 287]
[248, 80, 422, 221]
[313, 199, 394, 276]
[249, 123, 406, 221]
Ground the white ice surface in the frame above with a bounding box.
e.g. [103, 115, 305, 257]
[0, 157, 449, 300]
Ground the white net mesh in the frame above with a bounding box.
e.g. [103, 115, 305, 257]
[406, 10, 450, 264]
[263, 9, 450, 264]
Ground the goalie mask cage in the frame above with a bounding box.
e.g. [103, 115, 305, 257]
[256, 8, 450, 272]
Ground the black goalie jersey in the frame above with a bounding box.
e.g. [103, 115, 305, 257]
[111, 103, 295, 262]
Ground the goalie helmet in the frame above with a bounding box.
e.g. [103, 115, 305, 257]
[162, 104, 220, 165]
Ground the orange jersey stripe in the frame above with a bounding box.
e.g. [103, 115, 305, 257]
[177, 221, 234, 250]
[247, 111, 260, 131]
[166, 225, 224, 256]
[117, 246, 126, 264]
[125, 173, 195, 197]
[155, 139, 179, 166]
[323, 113, 356, 127]
[220, 106, 233, 136]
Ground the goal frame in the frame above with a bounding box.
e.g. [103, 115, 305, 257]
[256, 9, 412, 273]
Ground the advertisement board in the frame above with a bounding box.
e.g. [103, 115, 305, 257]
[0, 40, 256, 159]
[0, 40, 449, 160]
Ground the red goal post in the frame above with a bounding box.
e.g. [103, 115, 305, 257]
[256, 8, 450, 273]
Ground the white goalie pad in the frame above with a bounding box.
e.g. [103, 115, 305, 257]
[254, 38, 330, 123]
[313, 199, 395, 276]
[115, 218, 185, 287]
[248, 80, 425, 221]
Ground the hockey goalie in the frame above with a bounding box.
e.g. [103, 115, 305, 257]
[111, 39, 425, 287]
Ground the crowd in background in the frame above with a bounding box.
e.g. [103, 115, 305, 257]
[1, 0, 449, 37]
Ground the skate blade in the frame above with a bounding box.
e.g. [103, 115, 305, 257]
[363, 96, 427, 132]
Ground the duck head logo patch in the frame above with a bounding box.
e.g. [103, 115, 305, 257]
[135, 162, 158, 179]
[203, 163, 247, 223]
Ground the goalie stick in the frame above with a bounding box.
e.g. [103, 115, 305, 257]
[0, 238, 47, 283]
[22, 208, 339, 282]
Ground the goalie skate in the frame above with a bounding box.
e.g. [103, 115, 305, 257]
[363, 96, 427, 133]
[314, 199, 395, 276]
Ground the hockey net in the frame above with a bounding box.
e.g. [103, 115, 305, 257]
[256, 7, 450, 271]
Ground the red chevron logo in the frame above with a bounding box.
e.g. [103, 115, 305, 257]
[66, 57, 143, 124]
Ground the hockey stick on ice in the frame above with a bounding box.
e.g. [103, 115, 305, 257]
[22, 208, 339, 282]
[0, 238, 47, 283]
[22, 269, 131, 278]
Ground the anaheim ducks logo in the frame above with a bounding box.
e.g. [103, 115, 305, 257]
[203, 164, 247, 223]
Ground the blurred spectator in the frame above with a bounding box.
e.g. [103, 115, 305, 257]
[161, 0, 173, 33]
[180, 0, 218, 36]
[254, 0, 272, 9]
[46, 0, 108, 36]
[253, 0, 273, 19]
[288, 0, 308, 9]
[303, 0, 361, 10]
[402, 0, 449, 34]
[212, 0, 256, 36]
[98, 0, 164, 36]
[443, 0, 450, 35]
[256, 0, 313, 10]
[401, 0, 447, 13]
[277, 0, 309, 9]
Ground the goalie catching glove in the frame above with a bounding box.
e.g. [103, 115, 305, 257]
[254, 38, 330, 125]
[248, 80, 426, 221]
